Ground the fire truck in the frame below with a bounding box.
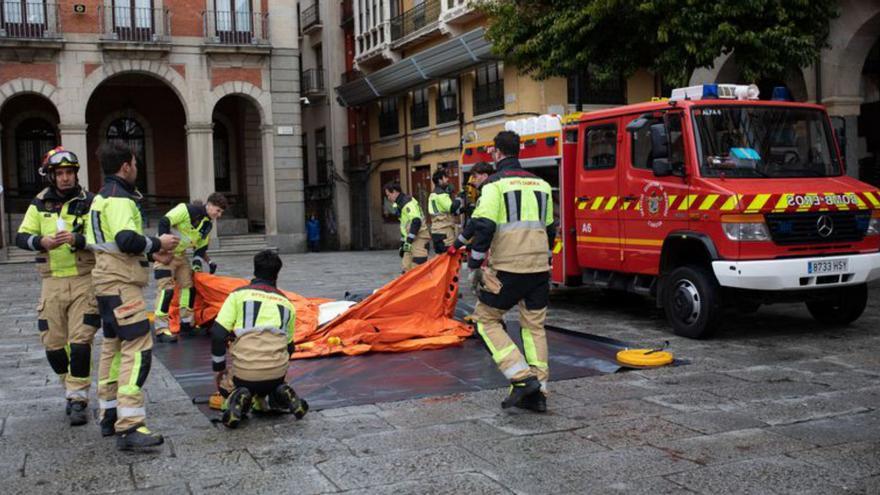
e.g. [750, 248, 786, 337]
[461, 84, 880, 338]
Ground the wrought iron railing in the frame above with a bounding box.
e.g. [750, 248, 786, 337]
[202, 10, 269, 45]
[301, 2, 319, 31]
[0, 1, 60, 39]
[98, 5, 170, 42]
[390, 0, 439, 42]
[301, 68, 325, 95]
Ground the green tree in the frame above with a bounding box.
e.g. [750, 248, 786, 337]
[480, 0, 838, 88]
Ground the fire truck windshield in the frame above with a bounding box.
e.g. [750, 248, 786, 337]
[692, 106, 841, 179]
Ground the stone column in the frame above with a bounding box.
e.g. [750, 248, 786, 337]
[823, 96, 863, 179]
[59, 123, 90, 189]
[185, 122, 216, 202]
[261, 125, 277, 236]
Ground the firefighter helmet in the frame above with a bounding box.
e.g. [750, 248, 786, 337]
[40, 146, 80, 177]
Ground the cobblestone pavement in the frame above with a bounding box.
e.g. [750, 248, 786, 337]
[0, 250, 878, 494]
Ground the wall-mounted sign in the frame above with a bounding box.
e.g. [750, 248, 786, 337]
[73, 4, 86, 13]
[276, 126, 294, 136]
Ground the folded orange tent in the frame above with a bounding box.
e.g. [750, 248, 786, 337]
[166, 252, 473, 359]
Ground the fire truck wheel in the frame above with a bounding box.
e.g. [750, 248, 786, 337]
[805, 284, 868, 326]
[663, 265, 722, 339]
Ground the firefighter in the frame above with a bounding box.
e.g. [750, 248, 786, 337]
[466, 131, 555, 413]
[210, 250, 308, 428]
[451, 161, 494, 250]
[154, 193, 228, 343]
[428, 168, 462, 254]
[15, 147, 99, 426]
[87, 142, 179, 450]
[383, 181, 431, 273]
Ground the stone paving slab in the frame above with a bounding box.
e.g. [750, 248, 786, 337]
[1, 251, 879, 494]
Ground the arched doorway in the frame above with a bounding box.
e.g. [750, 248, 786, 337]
[211, 94, 265, 233]
[0, 93, 60, 244]
[86, 73, 187, 223]
[712, 54, 808, 101]
[858, 36, 880, 186]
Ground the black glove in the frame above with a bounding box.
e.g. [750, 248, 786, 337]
[433, 239, 446, 254]
[209, 261, 218, 274]
[399, 244, 405, 258]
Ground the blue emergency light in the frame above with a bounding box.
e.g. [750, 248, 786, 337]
[771, 86, 793, 101]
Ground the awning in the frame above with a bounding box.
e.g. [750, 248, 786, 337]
[334, 28, 496, 107]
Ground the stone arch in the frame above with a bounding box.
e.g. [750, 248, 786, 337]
[78, 59, 193, 121]
[207, 81, 273, 126]
[821, 0, 880, 100]
[97, 109, 157, 194]
[0, 78, 61, 113]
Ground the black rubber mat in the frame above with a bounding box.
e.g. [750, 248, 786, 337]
[153, 320, 630, 414]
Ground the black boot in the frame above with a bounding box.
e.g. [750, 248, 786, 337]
[179, 322, 193, 337]
[101, 408, 117, 437]
[517, 390, 547, 413]
[117, 426, 164, 451]
[269, 384, 309, 419]
[156, 330, 178, 343]
[221, 387, 252, 429]
[65, 400, 72, 416]
[69, 401, 88, 426]
[501, 376, 541, 409]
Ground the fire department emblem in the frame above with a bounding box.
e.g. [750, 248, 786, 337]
[640, 182, 668, 229]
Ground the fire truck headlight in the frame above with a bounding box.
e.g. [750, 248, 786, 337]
[721, 215, 770, 241]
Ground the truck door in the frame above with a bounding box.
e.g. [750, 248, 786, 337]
[620, 111, 689, 274]
[575, 120, 622, 271]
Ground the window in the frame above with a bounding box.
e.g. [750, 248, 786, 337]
[568, 68, 626, 106]
[410, 88, 429, 129]
[631, 113, 685, 170]
[112, 0, 154, 41]
[436, 78, 458, 124]
[473, 63, 504, 116]
[212, 120, 231, 191]
[215, 0, 252, 43]
[379, 97, 399, 137]
[315, 127, 328, 184]
[15, 118, 55, 195]
[584, 124, 617, 170]
[1, 0, 47, 37]
[380, 168, 400, 222]
[107, 117, 148, 193]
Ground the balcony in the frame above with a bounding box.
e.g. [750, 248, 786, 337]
[390, 0, 440, 49]
[301, 68, 325, 98]
[201, 10, 270, 55]
[301, 2, 320, 34]
[98, 5, 171, 51]
[0, 1, 62, 52]
[343, 143, 369, 173]
[340, 0, 353, 28]
[355, 22, 394, 68]
[440, 0, 479, 26]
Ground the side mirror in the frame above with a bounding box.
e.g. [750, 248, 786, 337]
[649, 123, 668, 160]
[652, 158, 672, 177]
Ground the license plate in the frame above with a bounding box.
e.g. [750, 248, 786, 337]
[807, 259, 848, 275]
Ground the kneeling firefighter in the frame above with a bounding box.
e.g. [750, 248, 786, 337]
[15, 147, 99, 426]
[210, 250, 308, 428]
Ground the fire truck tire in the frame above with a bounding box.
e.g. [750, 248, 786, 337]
[663, 265, 722, 339]
[805, 284, 868, 326]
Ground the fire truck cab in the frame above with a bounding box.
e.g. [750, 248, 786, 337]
[461, 84, 880, 338]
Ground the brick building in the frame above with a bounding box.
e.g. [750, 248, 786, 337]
[0, 0, 306, 255]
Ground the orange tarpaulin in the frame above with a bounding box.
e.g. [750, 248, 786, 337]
[167, 252, 473, 359]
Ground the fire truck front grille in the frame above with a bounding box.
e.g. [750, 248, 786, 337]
[765, 211, 870, 245]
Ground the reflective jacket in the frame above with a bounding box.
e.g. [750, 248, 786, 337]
[86, 175, 161, 287]
[428, 186, 461, 233]
[16, 186, 94, 278]
[393, 194, 429, 243]
[158, 203, 212, 261]
[211, 279, 296, 382]
[468, 157, 556, 273]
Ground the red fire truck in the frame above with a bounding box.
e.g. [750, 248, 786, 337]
[461, 84, 880, 338]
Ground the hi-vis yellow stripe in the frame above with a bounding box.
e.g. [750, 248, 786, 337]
[698, 194, 719, 210]
[591, 196, 605, 210]
[745, 194, 771, 212]
[774, 194, 791, 211]
[720, 195, 739, 210]
[577, 236, 663, 247]
[864, 192, 880, 208]
[604, 196, 618, 210]
[552, 239, 562, 254]
[677, 194, 698, 210]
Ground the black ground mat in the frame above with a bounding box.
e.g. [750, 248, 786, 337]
[153, 321, 630, 414]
